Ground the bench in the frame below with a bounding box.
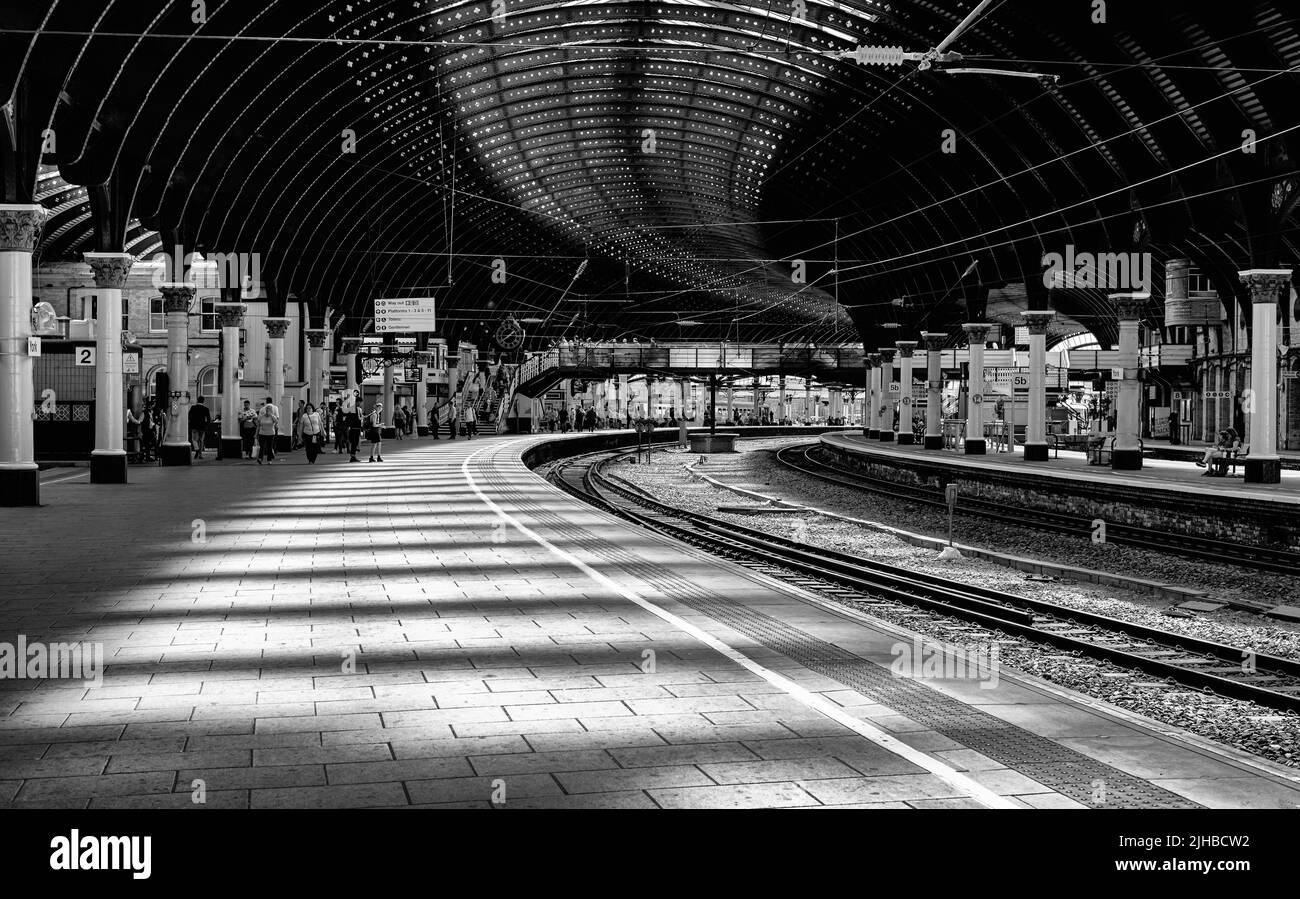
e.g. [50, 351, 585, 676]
[1207, 443, 1250, 477]
[1087, 436, 1144, 466]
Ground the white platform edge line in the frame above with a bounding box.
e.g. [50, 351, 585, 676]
[463, 443, 1018, 810]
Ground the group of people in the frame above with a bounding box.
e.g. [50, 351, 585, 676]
[1196, 427, 1245, 476]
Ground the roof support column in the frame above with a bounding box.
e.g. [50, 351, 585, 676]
[877, 347, 896, 442]
[922, 333, 946, 449]
[1021, 311, 1055, 462]
[215, 302, 247, 461]
[305, 329, 329, 411]
[962, 324, 991, 455]
[1109, 295, 1145, 471]
[1240, 269, 1291, 484]
[264, 318, 291, 450]
[160, 284, 195, 466]
[895, 341, 917, 445]
[0, 205, 46, 505]
[86, 252, 133, 484]
[864, 357, 880, 438]
[382, 362, 396, 437]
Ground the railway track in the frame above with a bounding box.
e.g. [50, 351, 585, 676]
[546, 447, 1300, 715]
[776, 442, 1300, 576]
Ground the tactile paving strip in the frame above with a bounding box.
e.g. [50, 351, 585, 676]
[486, 453, 1201, 809]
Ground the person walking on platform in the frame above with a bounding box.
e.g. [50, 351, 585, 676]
[256, 396, 280, 464]
[584, 406, 597, 432]
[366, 402, 385, 462]
[345, 404, 363, 462]
[461, 403, 477, 440]
[430, 403, 441, 440]
[393, 405, 406, 441]
[334, 406, 347, 454]
[299, 402, 324, 464]
[238, 399, 257, 458]
[189, 396, 212, 459]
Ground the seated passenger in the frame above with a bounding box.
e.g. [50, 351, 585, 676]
[1197, 428, 1238, 475]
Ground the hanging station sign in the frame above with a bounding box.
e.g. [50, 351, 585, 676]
[374, 297, 436, 333]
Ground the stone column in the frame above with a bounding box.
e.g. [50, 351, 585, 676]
[865, 355, 880, 438]
[304, 329, 329, 410]
[962, 323, 991, 455]
[382, 362, 396, 437]
[342, 338, 359, 396]
[877, 347, 896, 441]
[0, 205, 46, 505]
[160, 284, 195, 466]
[1240, 269, 1291, 483]
[895, 341, 917, 445]
[1110, 294, 1145, 471]
[921, 333, 945, 449]
[264, 318, 290, 450]
[829, 388, 842, 422]
[215, 302, 246, 461]
[85, 252, 133, 484]
[1022, 311, 1055, 461]
[415, 354, 429, 436]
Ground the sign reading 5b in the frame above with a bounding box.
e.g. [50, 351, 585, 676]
[75, 347, 96, 366]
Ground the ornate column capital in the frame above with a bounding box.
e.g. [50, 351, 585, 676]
[1108, 292, 1149, 321]
[304, 328, 330, 349]
[894, 340, 918, 358]
[1238, 268, 1293, 304]
[214, 302, 247, 329]
[877, 347, 897, 362]
[160, 283, 196, 314]
[340, 337, 362, 355]
[961, 322, 992, 343]
[264, 317, 291, 339]
[1021, 310, 1055, 336]
[865, 353, 881, 369]
[84, 252, 134, 289]
[922, 331, 947, 352]
[0, 204, 47, 252]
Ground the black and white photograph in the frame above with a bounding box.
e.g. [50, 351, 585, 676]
[1, 0, 1297, 882]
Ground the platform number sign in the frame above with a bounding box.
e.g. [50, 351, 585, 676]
[1012, 375, 1028, 389]
[75, 346, 96, 366]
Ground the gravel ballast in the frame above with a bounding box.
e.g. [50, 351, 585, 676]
[604, 439, 1300, 771]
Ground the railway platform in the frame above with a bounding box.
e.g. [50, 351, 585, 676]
[2, 433, 1298, 809]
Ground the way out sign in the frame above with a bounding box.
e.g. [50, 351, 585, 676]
[74, 346, 96, 366]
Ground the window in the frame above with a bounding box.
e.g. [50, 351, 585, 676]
[201, 298, 217, 332]
[197, 367, 217, 404]
[150, 297, 165, 333]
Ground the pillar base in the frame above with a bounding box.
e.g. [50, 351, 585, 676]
[896, 433, 915, 446]
[964, 439, 986, 455]
[879, 431, 895, 443]
[417, 427, 429, 437]
[221, 437, 244, 460]
[923, 435, 944, 450]
[867, 429, 879, 439]
[90, 452, 128, 484]
[1023, 443, 1050, 462]
[1111, 448, 1143, 471]
[1244, 457, 1282, 485]
[0, 466, 40, 507]
[276, 436, 293, 453]
[160, 443, 193, 467]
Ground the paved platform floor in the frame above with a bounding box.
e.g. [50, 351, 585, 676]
[2, 435, 1299, 808]
[824, 432, 1300, 505]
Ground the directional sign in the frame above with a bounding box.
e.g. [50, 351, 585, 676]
[1205, 390, 1232, 399]
[374, 297, 436, 333]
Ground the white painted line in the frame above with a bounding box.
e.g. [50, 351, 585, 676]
[463, 443, 1018, 809]
[42, 470, 89, 485]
